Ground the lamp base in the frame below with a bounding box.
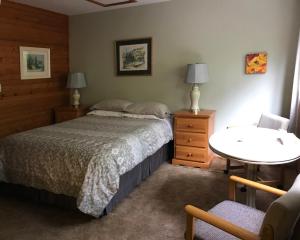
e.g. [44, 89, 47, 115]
[191, 109, 200, 115]
[190, 84, 200, 115]
[72, 89, 80, 108]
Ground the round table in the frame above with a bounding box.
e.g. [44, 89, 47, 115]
[209, 126, 300, 207]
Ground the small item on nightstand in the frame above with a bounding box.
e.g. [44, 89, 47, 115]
[67, 72, 87, 108]
[172, 110, 215, 168]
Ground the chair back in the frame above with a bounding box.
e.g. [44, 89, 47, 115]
[260, 174, 300, 240]
[258, 113, 290, 130]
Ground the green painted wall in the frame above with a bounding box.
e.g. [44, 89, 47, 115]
[70, 0, 300, 130]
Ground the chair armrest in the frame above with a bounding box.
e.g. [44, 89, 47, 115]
[185, 205, 260, 240]
[229, 175, 287, 197]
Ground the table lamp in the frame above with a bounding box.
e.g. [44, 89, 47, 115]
[67, 72, 87, 108]
[185, 63, 209, 114]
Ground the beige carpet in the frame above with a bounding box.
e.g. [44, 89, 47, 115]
[0, 158, 295, 240]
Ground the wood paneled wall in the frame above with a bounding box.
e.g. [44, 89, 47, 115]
[0, 0, 69, 138]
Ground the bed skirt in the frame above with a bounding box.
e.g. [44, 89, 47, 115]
[0, 141, 173, 217]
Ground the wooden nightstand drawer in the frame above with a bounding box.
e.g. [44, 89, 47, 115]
[175, 146, 207, 162]
[54, 106, 88, 123]
[175, 118, 207, 133]
[56, 112, 78, 123]
[172, 110, 215, 168]
[175, 131, 207, 148]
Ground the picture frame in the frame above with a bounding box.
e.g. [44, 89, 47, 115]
[116, 38, 152, 76]
[20, 46, 51, 80]
[245, 52, 267, 74]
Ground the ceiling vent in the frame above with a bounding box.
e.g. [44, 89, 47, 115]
[85, 0, 137, 7]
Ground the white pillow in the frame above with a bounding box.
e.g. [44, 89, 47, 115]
[87, 110, 124, 118]
[125, 102, 171, 119]
[123, 113, 161, 120]
[90, 99, 132, 112]
[87, 110, 161, 120]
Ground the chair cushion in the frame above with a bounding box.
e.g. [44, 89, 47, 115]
[194, 200, 265, 240]
[260, 174, 300, 240]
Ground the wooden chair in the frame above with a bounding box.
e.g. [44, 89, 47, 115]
[224, 113, 290, 179]
[185, 174, 300, 240]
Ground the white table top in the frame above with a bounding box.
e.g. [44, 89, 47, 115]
[209, 127, 300, 165]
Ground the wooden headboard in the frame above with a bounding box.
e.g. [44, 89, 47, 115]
[0, 1, 69, 138]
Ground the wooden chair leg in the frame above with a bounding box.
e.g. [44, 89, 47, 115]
[186, 213, 195, 240]
[228, 177, 236, 201]
[224, 159, 230, 174]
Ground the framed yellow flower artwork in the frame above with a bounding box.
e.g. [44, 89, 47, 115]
[245, 52, 267, 74]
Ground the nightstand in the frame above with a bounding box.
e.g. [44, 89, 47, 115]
[54, 105, 89, 123]
[172, 110, 215, 168]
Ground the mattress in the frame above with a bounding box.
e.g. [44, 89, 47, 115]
[0, 112, 173, 217]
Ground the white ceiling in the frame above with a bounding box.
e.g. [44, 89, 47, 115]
[10, 0, 171, 16]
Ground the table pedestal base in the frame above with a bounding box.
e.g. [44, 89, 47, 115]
[246, 164, 257, 208]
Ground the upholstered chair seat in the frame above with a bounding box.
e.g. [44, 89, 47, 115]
[185, 174, 300, 240]
[194, 201, 265, 240]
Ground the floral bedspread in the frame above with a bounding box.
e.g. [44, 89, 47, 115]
[0, 114, 172, 217]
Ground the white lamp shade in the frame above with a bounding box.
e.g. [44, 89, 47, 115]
[67, 72, 87, 89]
[185, 64, 209, 84]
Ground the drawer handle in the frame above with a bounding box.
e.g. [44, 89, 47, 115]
[187, 153, 193, 157]
[188, 138, 192, 142]
[187, 124, 193, 128]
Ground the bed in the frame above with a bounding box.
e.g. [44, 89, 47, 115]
[0, 110, 173, 217]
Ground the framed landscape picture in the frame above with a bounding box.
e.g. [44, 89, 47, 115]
[245, 52, 267, 74]
[20, 46, 51, 80]
[116, 38, 152, 76]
